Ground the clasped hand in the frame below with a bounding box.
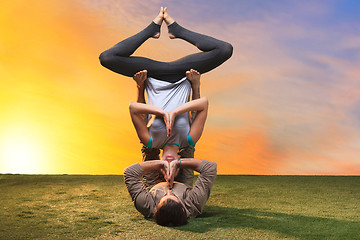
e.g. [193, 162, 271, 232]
[161, 159, 180, 188]
[163, 111, 176, 137]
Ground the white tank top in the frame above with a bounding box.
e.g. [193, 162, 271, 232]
[145, 77, 193, 149]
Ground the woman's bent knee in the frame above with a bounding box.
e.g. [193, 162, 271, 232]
[99, 51, 113, 68]
[220, 42, 233, 61]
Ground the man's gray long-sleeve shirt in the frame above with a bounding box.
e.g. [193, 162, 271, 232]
[123, 160, 217, 218]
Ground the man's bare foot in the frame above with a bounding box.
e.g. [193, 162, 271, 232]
[152, 7, 164, 38]
[163, 7, 176, 39]
[186, 69, 200, 87]
[133, 70, 148, 87]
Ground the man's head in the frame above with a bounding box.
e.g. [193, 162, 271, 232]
[153, 191, 187, 226]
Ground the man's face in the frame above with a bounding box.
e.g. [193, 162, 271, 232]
[159, 189, 180, 204]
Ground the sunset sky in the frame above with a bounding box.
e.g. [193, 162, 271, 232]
[1, 0, 360, 174]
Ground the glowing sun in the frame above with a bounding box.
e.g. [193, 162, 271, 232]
[1, 129, 46, 174]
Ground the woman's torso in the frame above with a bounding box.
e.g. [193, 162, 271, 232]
[146, 77, 192, 149]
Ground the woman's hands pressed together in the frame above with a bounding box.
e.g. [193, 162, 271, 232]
[162, 111, 172, 137]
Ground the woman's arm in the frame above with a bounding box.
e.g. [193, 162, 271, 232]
[137, 84, 146, 104]
[169, 97, 208, 142]
[129, 101, 169, 145]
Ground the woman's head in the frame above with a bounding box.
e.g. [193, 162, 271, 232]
[162, 144, 179, 162]
[153, 192, 187, 227]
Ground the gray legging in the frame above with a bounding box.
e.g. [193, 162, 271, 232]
[99, 22, 233, 83]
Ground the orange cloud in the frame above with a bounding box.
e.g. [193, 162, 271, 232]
[0, 0, 139, 174]
[1, 0, 360, 175]
[194, 127, 285, 175]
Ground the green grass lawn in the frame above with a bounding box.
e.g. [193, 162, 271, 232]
[0, 174, 359, 239]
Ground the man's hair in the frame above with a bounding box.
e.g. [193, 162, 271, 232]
[153, 198, 188, 227]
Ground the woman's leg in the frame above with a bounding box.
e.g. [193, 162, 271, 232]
[148, 8, 233, 81]
[140, 21, 233, 82]
[165, 22, 233, 75]
[99, 21, 163, 77]
[99, 8, 233, 82]
[145, 8, 233, 81]
[150, 7, 233, 81]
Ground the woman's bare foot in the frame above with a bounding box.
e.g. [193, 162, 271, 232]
[163, 7, 176, 39]
[133, 70, 148, 87]
[186, 69, 200, 87]
[152, 7, 164, 38]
